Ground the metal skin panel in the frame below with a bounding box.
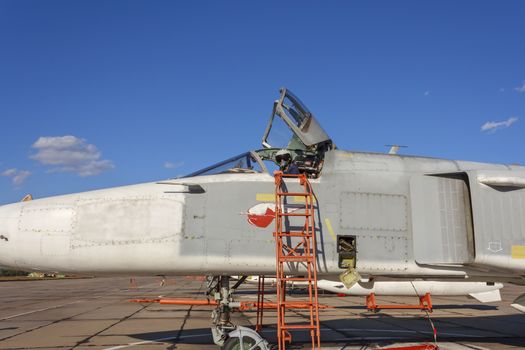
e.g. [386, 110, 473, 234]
[19, 205, 75, 233]
[411, 176, 473, 264]
[340, 192, 407, 232]
[227, 239, 275, 269]
[73, 197, 183, 245]
[180, 192, 206, 273]
[0, 149, 524, 283]
[41, 235, 70, 257]
[468, 170, 525, 272]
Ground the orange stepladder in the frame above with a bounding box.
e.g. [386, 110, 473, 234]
[273, 171, 321, 350]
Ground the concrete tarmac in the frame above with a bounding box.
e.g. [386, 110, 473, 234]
[0, 276, 523, 349]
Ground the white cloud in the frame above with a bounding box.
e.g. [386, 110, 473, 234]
[164, 161, 184, 169]
[13, 171, 31, 186]
[31, 136, 114, 176]
[481, 117, 518, 132]
[515, 81, 525, 93]
[424, 91, 430, 96]
[2, 168, 31, 186]
[2, 169, 17, 177]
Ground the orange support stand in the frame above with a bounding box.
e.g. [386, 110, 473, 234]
[365, 293, 438, 350]
[366, 293, 433, 312]
[129, 297, 331, 311]
[131, 298, 218, 306]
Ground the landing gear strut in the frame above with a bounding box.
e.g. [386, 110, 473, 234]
[208, 275, 235, 345]
[207, 275, 271, 350]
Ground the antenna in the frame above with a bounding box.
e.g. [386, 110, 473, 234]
[21, 194, 33, 202]
[385, 144, 407, 155]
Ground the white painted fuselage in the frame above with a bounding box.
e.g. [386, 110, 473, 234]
[0, 150, 524, 282]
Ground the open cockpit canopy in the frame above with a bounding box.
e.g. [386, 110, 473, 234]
[262, 88, 333, 151]
[185, 88, 334, 178]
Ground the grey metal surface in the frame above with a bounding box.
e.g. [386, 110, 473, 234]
[411, 176, 473, 264]
[468, 170, 525, 272]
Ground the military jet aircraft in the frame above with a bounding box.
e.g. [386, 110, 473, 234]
[0, 88, 524, 347]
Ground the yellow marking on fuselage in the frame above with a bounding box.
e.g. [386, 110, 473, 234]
[257, 194, 307, 204]
[256, 193, 274, 202]
[293, 196, 305, 203]
[324, 218, 337, 241]
[511, 245, 525, 259]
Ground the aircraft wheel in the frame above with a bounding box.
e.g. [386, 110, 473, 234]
[222, 336, 258, 350]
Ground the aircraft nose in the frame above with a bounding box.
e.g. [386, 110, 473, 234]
[0, 202, 21, 269]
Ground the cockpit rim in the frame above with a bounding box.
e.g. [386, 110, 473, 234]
[184, 150, 270, 178]
[183, 148, 323, 179]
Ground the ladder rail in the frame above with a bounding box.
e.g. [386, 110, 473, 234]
[256, 275, 265, 332]
[273, 171, 321, 350]
[304, 177, 321, 346]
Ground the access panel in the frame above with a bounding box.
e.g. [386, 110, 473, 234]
[410, 175, 474, 264]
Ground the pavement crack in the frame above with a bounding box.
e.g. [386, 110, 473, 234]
[0, 303, 109, 342]
[70, 304, 148, 349]
[167, 279, 206, 349]
[0, 282, 159, 344]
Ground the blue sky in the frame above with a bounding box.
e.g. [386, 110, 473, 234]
[0, 1, 524, 204]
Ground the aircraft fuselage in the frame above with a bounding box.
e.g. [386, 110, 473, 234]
[1, 149, 524, 283]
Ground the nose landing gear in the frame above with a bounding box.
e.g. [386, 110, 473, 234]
[207, 275, 271, 350]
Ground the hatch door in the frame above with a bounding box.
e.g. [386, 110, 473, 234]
[410, 174, 475, 264]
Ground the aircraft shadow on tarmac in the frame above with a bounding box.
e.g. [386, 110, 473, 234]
[430, 304, 498, 311]
[128, 314, 525, 348]
[338, 304, 499, 311]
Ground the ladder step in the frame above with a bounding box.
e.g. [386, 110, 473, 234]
[278, 173, 306, 178]
[281, 324, 317, 330]
[277, 192, 310, 196]
[280, 301, 314, 307]
[278, 212, 311, 217]
[278, 256, 314, 262]
[275, 231, 312, 237]
[281, 277, 313, 282]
